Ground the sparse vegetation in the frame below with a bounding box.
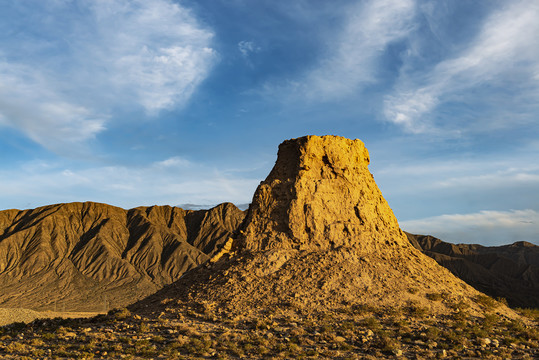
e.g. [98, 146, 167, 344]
[0, 302, 536, 359]
[426, 292, 444, 301]
[474, 294, 499, 310]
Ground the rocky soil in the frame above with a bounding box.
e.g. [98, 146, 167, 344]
[0, 301, 537, 359]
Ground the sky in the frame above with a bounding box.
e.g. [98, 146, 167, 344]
[0, 0, 538, 246]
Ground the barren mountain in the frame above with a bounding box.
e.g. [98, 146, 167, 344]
[407, 233, 539, 308]
[0, 202, 245, 311]
[133, 135, 510, 319]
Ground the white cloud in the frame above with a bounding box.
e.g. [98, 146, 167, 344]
[154, 156, 192, 168]
[0, 62, 106, 151]
[87, 0, 217, 113]
[436, 170, 539, 189]
[0, 158, 259, 211]
[401, 209, 539, 246]
[238, 41, 260, 57]
[371, 148, 539, 227]
[0, 0, 216, 154]
[376, 157, 539, 191]
[385, 0, 539, 132]
[262, 0, 416, 101]
[305, 0, 416, 100]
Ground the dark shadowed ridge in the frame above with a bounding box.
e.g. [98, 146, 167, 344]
[407, 232, 539, 308]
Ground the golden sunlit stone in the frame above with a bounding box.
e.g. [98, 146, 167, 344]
[239, 135, 408, 251]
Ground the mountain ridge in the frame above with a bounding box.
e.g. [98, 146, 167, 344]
[0, 201, 245, 311]
[407, 232, 539, 308]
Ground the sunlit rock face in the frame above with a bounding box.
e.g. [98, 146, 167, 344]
[239, 135, 408, 252]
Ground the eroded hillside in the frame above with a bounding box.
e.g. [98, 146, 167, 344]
[0, 202, 245, 311]
[407, 232, 539, 308]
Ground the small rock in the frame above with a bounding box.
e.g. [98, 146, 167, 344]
[334, 336, 346, 342]
[366, 329, 374, 337]
[480, 338, 491, 347]
[392, 349, 403, 356]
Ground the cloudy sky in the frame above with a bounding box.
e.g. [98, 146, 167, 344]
[1, 0, 538, 246]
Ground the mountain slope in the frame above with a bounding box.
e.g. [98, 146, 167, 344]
[0, 202, 245, 311]
[407, 232, 539, 308]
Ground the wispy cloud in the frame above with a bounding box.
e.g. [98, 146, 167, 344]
[0, 61, 107, 151]
[372, 150, 539, 224]
[0, 0, 216, 154]
[384, 0, 539, 133]
[238, 41, 260, 58]
[263, 0, 416, 101]
[376, 158, 539, 191]
[401, 209, 539, 246]
[0, 158, 259, 210]
[154, 156, 192, 169]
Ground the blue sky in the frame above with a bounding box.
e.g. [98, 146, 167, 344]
[1, 0, 538, 246]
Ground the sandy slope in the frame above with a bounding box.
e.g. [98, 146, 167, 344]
[0, 308, 101, 326]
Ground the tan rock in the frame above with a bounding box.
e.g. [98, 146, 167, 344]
[239, 135, 406, 252]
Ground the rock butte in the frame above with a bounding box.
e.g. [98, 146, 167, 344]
[239, 135, 407, 252]
[134, 135, 514, 318]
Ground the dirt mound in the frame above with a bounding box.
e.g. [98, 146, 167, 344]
[0, 202, 245, 311]
[133, 135, 512, 318]
[407, 232, 539, 308]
